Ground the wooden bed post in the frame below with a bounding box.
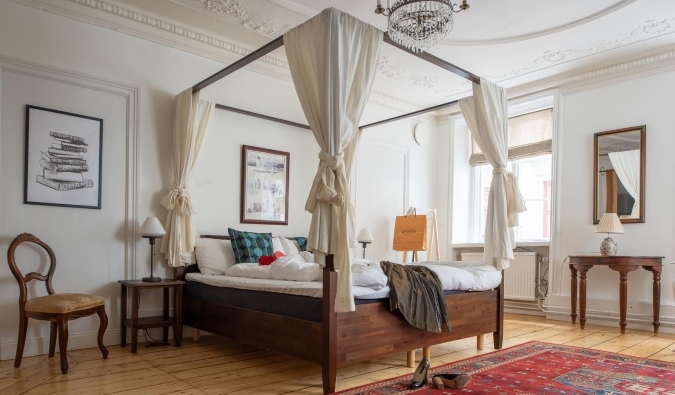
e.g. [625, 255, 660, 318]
[493, 271, 505, 349]
[322, 254, 338, 394]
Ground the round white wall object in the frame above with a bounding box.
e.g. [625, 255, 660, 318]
[413, 123, 431, 146]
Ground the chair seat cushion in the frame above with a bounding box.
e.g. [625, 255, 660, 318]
[25, 293, 104, 314]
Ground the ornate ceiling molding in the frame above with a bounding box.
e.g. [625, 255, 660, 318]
[485, 17, 675, 83]
[440, 0, 637, 46]
[178, 0, 291, 38]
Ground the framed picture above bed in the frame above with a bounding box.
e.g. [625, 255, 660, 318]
[240, 145, 289, 225]
[24, 105, 103, 209]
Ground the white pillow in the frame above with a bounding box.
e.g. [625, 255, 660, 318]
[272, 236, 285, 254]
[352, 261, 388, 290]
[195, 238, 236, 275]
[279, 237, 300, 255]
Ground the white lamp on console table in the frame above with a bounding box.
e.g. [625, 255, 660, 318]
[595, 213, 624, 256]
[140, 217, 166, 282]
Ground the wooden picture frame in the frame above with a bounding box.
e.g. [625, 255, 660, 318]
[240, 145, 289, 225]
[24, 105, 103, 209]
[593, 125, 646, 224]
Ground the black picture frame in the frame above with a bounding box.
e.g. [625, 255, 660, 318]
[24, 105, 103, 209]
[240, 145, 290, 225]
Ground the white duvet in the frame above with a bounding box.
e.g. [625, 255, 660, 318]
[210, 253, 501, 297]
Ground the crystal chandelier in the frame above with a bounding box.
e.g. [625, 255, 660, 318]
[375, 0, 470, 53]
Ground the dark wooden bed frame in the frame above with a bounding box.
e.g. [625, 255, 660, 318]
[175, 235, 504, 394]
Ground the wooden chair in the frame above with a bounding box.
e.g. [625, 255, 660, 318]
[7, 233, 109, 373]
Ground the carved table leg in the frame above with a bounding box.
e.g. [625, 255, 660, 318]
[648, 266, 662, 334]
[619, 270, 628, 334]
[578, 268, 589, 329]
[570, 265, 577, 325]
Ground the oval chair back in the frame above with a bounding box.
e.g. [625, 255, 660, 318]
[7, 233, 57, 308]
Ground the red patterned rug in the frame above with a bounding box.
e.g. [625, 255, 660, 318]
[336, 341, 675, 394]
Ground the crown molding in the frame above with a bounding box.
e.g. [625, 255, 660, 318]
[434, 46, 675, 119]
[9, 0, 427, 113]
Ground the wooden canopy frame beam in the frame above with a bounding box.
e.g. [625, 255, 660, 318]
[192, 33, 480, 130]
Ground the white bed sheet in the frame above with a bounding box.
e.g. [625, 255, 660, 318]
[186, 273, 390, 299]
[186, 260, 501, 299]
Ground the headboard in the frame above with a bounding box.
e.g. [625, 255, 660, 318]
[174, 234, 229, 281]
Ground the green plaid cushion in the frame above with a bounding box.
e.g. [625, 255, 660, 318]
[294, 237, 308, 252]
[228, 228, 274, 263]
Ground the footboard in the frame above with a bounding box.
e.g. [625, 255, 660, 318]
[335, 290, 499, 366]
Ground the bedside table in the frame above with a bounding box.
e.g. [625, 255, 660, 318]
[119, 279, 185, 353]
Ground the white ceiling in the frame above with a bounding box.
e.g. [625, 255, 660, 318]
[36, 0, 675, 109]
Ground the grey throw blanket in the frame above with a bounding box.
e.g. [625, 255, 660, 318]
[380, 261, 451, 333]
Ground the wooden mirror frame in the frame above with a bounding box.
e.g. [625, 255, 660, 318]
[593, 125, 646, 224]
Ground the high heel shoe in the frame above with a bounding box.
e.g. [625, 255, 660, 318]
[409, 357, 430, 389]
[431, 373, 472, 389]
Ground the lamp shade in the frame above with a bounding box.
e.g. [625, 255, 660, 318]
[595, 213, 624, 234]
[357, 228, 374, 243]
[140, 217, 166, 237]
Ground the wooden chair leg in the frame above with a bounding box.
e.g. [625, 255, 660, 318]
[49, 321, 57, 357]
[423, 347, 431, 363]
[477, 334, 484, 350]
[14, 314, 28, 368]
[57, 315, 69, 374]
[406, 350, 415, 368]
[193, 329, 200, 342]
[96, 307, 109, 359]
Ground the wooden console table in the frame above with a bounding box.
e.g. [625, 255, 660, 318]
[568, 255, 663, 334]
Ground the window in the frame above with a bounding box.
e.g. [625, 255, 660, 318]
[459, 106, 554, 243]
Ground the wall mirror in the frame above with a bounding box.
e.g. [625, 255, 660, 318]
[594, 126, 646, 224]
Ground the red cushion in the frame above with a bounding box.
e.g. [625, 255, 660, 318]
[259, 251, 285, 266]
[258, 256, 274, 265]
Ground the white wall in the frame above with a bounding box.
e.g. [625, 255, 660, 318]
[0, 1, 440, 359]
[548, 70, 675, 329]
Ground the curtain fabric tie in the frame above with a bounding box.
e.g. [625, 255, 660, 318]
[160, 187, 195, 216]
[306, 152, 347, 211]
[492, 168, 527, 227]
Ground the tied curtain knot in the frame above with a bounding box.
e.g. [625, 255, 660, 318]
[306, 151, 348, 211]
[160, 186, 195, 216]
[492, 167, 527, 227]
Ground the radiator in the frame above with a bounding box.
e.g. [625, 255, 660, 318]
[461, 252, 539, 301]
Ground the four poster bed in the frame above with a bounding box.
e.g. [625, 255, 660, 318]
[176, 236, 503, 395]
[164, 7, 522, 394]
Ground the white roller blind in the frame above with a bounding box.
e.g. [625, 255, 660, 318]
[470, 108, 552, 165]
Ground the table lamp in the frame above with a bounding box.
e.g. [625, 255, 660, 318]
[357, 228, 374, 259]
[595, 213, 624, 256]
[140, 217, 166, 282]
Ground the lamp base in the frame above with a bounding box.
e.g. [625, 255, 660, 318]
[600, 236, 618, 256]
[142, 276, 162, 283]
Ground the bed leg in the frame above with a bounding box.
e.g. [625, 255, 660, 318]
[477, 334, 484, 350]
[193, 328, 200, 342]
[493, 271, 505, 349]
[423, 347, 431, 362]
[406, 350, 415, 368]
[322, 254, 338, 394]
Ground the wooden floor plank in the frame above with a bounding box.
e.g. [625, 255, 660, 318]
[4, 313, 672, 395]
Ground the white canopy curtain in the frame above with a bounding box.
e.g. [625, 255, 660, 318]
[608, 149, 640, 218]
[161, 88, 215, 267]
[284, 7, 382, 312]
[459, 79, 527, 271]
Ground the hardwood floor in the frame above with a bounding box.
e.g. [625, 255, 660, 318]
[3, 313, 675, 395]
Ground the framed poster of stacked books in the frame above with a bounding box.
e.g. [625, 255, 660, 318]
[24, 105, 103, 209]
[240, 145, 289, 225]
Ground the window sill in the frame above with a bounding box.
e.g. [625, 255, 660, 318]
[452, 241, 550, 248]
